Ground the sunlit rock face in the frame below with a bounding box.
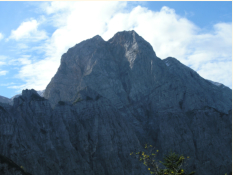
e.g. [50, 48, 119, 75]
[44, 31, 168, 109]
[0, 31, 231, 175]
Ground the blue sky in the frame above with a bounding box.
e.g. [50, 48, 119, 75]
[0, 1, 232, 98]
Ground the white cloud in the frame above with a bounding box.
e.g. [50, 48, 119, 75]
[8, 19, 47, 41]
[18, 58, 32, 65]
[12, 58, 58, 91]
[102, 6, 199, 60]
[184, 22, 232, 88]
[0, 33, 3, 40]
[11, 2, 128, 91]
[42, 1, 75, 15]
[0, 55, 7, 60]
[11, 2, 231, 93]
[0, 70, 8, 76]
[0, 61, 6, 66]
[0, 55, 7, 66]
[17, 43, 29, 49]
[198, 61, 231, 88]
[0, 82, 15, 86]
[8, 55, 32, 66]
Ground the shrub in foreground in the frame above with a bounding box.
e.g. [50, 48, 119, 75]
[130, 144, 195, 175]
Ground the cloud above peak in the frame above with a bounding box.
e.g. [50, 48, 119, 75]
[8, 19, 47, 41]
[6, 2, 232, 93]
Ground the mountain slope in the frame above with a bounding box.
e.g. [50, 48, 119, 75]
[0, 90, 44, 106]
[0, 30, 231, 175]
[0, 95, 11, 105]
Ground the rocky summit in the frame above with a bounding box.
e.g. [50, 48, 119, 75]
[0, 30, 231, 175]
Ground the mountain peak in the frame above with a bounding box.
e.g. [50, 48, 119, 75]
[13, 89, 45, 107]
[114, 30, 137, 36]
[22, 89, 39, 97]
[19, 89, 44, 102]
[93, 34, 103, 39]
[1, 31, 232, 175]
[108, 30, 142, 44]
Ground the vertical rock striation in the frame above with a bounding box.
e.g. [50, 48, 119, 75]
[0, 30, 231, 175]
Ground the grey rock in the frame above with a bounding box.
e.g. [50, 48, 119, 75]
[0, 89, 147, 175]
[10, 94, 21, 100]
[0, 30, 231, 175]
[0, 95, 11, 105]
[162, 57, 231, 113]
[36, 90, 45, 97]
[0, 90, 45, 106]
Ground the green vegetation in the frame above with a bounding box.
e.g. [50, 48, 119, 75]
[130, 144, 195, 175]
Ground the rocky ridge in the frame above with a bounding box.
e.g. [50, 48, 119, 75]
[0, 96, 11, 105]
[0, 30, 231, 175]
[0, 90, 44, 105]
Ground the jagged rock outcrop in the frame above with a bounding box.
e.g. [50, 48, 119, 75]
[0, 90, 44, 106]
[0, 30, 232, 175]
[0, 89, 148, 175]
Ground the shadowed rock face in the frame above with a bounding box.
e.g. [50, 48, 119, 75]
[0, 89, 147, 175]
[0, 30, 232, 175]
[0, 153, 33, 175]
[0, 90, 45, 106]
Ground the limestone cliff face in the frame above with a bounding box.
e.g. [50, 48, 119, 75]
[0, 31, 232, 175]
[0, 89, 147, 175]
[44, 31, 231, 114]
[44, 31, 168, 109]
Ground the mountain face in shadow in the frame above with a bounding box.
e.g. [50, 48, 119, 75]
[0, 90, 44, 105]
[0, 31, 231, 175]
[0, 153, 33, 175]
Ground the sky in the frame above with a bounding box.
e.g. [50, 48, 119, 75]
[0, 1, 232, 98]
